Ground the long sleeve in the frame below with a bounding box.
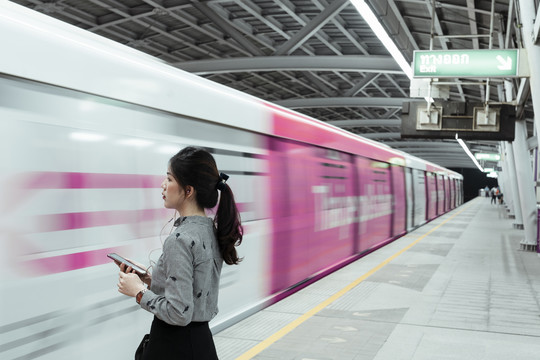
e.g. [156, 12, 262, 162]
[139, 216, 223, 326]
[140, 233, 195, 326]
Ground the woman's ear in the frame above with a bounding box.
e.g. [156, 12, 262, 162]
[185, 185, 194, 198]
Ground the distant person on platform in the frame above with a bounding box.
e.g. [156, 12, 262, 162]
[484, 186, 490, 198]
[490, 187, 497, 204]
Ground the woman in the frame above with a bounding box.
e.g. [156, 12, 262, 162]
[116, 146, 243, 359]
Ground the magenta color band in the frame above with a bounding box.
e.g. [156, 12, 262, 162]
[23, 171, 164, 189]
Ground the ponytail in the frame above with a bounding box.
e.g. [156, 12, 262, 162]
[169, 147, 243, 265]
[214, 183, 243, 265]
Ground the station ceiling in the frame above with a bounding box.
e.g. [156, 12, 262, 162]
[10, 0, 534, 170]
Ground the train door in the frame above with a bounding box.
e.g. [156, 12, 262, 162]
[391, 165, 406, 237]
[405, 167, 415, 231]
[356, 157, 393, 252]
[457, 179, 463, 205]
[444, 176, 454, 211]
[267, 138, 357, 293]
[426, 172, 437, 220]
[311, 147, 356, 273]
[412, 168, 426, 226]
[437, 174, 445, 215]
[452, 179, 457, 207]
[267, 139, 311, 292]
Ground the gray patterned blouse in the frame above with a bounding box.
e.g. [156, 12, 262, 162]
[139, 216, 223, 326]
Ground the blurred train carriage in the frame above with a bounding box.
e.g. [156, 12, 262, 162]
[0, 2, 463, 359]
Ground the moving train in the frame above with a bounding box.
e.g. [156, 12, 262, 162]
[0, 2, 463, 359]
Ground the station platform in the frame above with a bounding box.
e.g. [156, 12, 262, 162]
[214, 197, 540, 360]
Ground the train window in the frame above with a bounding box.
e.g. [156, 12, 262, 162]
[370, 161, 390, 179]
[325, 149, 342, 160]
[314, 147, 346, 161]
[370, 161, 389, 169]
[316, 148, 350, 180]
[322, 175, 347, 179]
[320, 162, 348, 179]
[322, 162, 346, 169]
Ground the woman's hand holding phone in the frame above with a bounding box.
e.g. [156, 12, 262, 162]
[108, 253, 152, 286]
[117, 271, 145, 297]
[119, 261, 152, 286]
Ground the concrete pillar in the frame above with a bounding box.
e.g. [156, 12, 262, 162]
[512, 120, 537, 245]
[500, 72, 518, 221]
[503, 141, 523, 225]
[516, 0, 540, 249]
[517, 0, 540, 134]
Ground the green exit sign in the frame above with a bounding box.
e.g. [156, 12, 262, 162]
[413, 49, 520, 78]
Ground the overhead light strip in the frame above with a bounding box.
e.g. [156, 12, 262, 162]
[350, 0, 413, 80]
[455, 134, 484, 172]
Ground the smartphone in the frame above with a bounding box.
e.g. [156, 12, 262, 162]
[107, 253, 147, 275]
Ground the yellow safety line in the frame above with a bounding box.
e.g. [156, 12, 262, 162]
[235, 201, 474, 360]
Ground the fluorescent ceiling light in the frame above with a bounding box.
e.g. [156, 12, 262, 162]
[350, 0, 413, 80]
[455, 134, 484, 172]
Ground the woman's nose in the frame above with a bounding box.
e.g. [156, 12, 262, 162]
[161, 179, 166, 188]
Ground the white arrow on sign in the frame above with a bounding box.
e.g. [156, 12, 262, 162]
[496, 55, 512, 70]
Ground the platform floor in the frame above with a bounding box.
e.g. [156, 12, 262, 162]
[214, 197, 540, 360]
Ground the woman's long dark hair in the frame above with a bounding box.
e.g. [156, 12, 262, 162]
[169, 147, 243, 265]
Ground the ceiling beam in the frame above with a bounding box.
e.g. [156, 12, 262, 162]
[426, 1, 466, 102]
[327, 119, 401, 127]
[274, 97, 408, 108]
[273, 0, 350, 55]
[344, 73, 379, 97]
[192, 1, 264, 56]
[175, 55, 401, 74]
[466, 0, 480, 49]
[360, 132, 401, 140]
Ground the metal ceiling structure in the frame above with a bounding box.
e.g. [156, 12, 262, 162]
[10, 0, 534, 170]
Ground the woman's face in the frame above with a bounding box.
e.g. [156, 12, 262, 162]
[161, 166, 185, 210]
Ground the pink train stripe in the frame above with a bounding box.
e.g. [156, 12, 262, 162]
[25, 247, 125, 275]
[35, 208, 170, 232]
[24, 172, 164, 189]
[20, 172, 250, 213]
[34, 205, 250, 233]
[25, 222, 256, 275]
[18, 172, 251, 233]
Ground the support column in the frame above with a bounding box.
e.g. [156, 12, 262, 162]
[504, 141, 523, 225]
[500, 69, 518, 222]
[516, 0, 540, 250]
[513, 120, 537, 246]
[517, 0, 540, 134]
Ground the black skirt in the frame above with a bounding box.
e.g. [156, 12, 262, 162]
[141, 317, 218, 360]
